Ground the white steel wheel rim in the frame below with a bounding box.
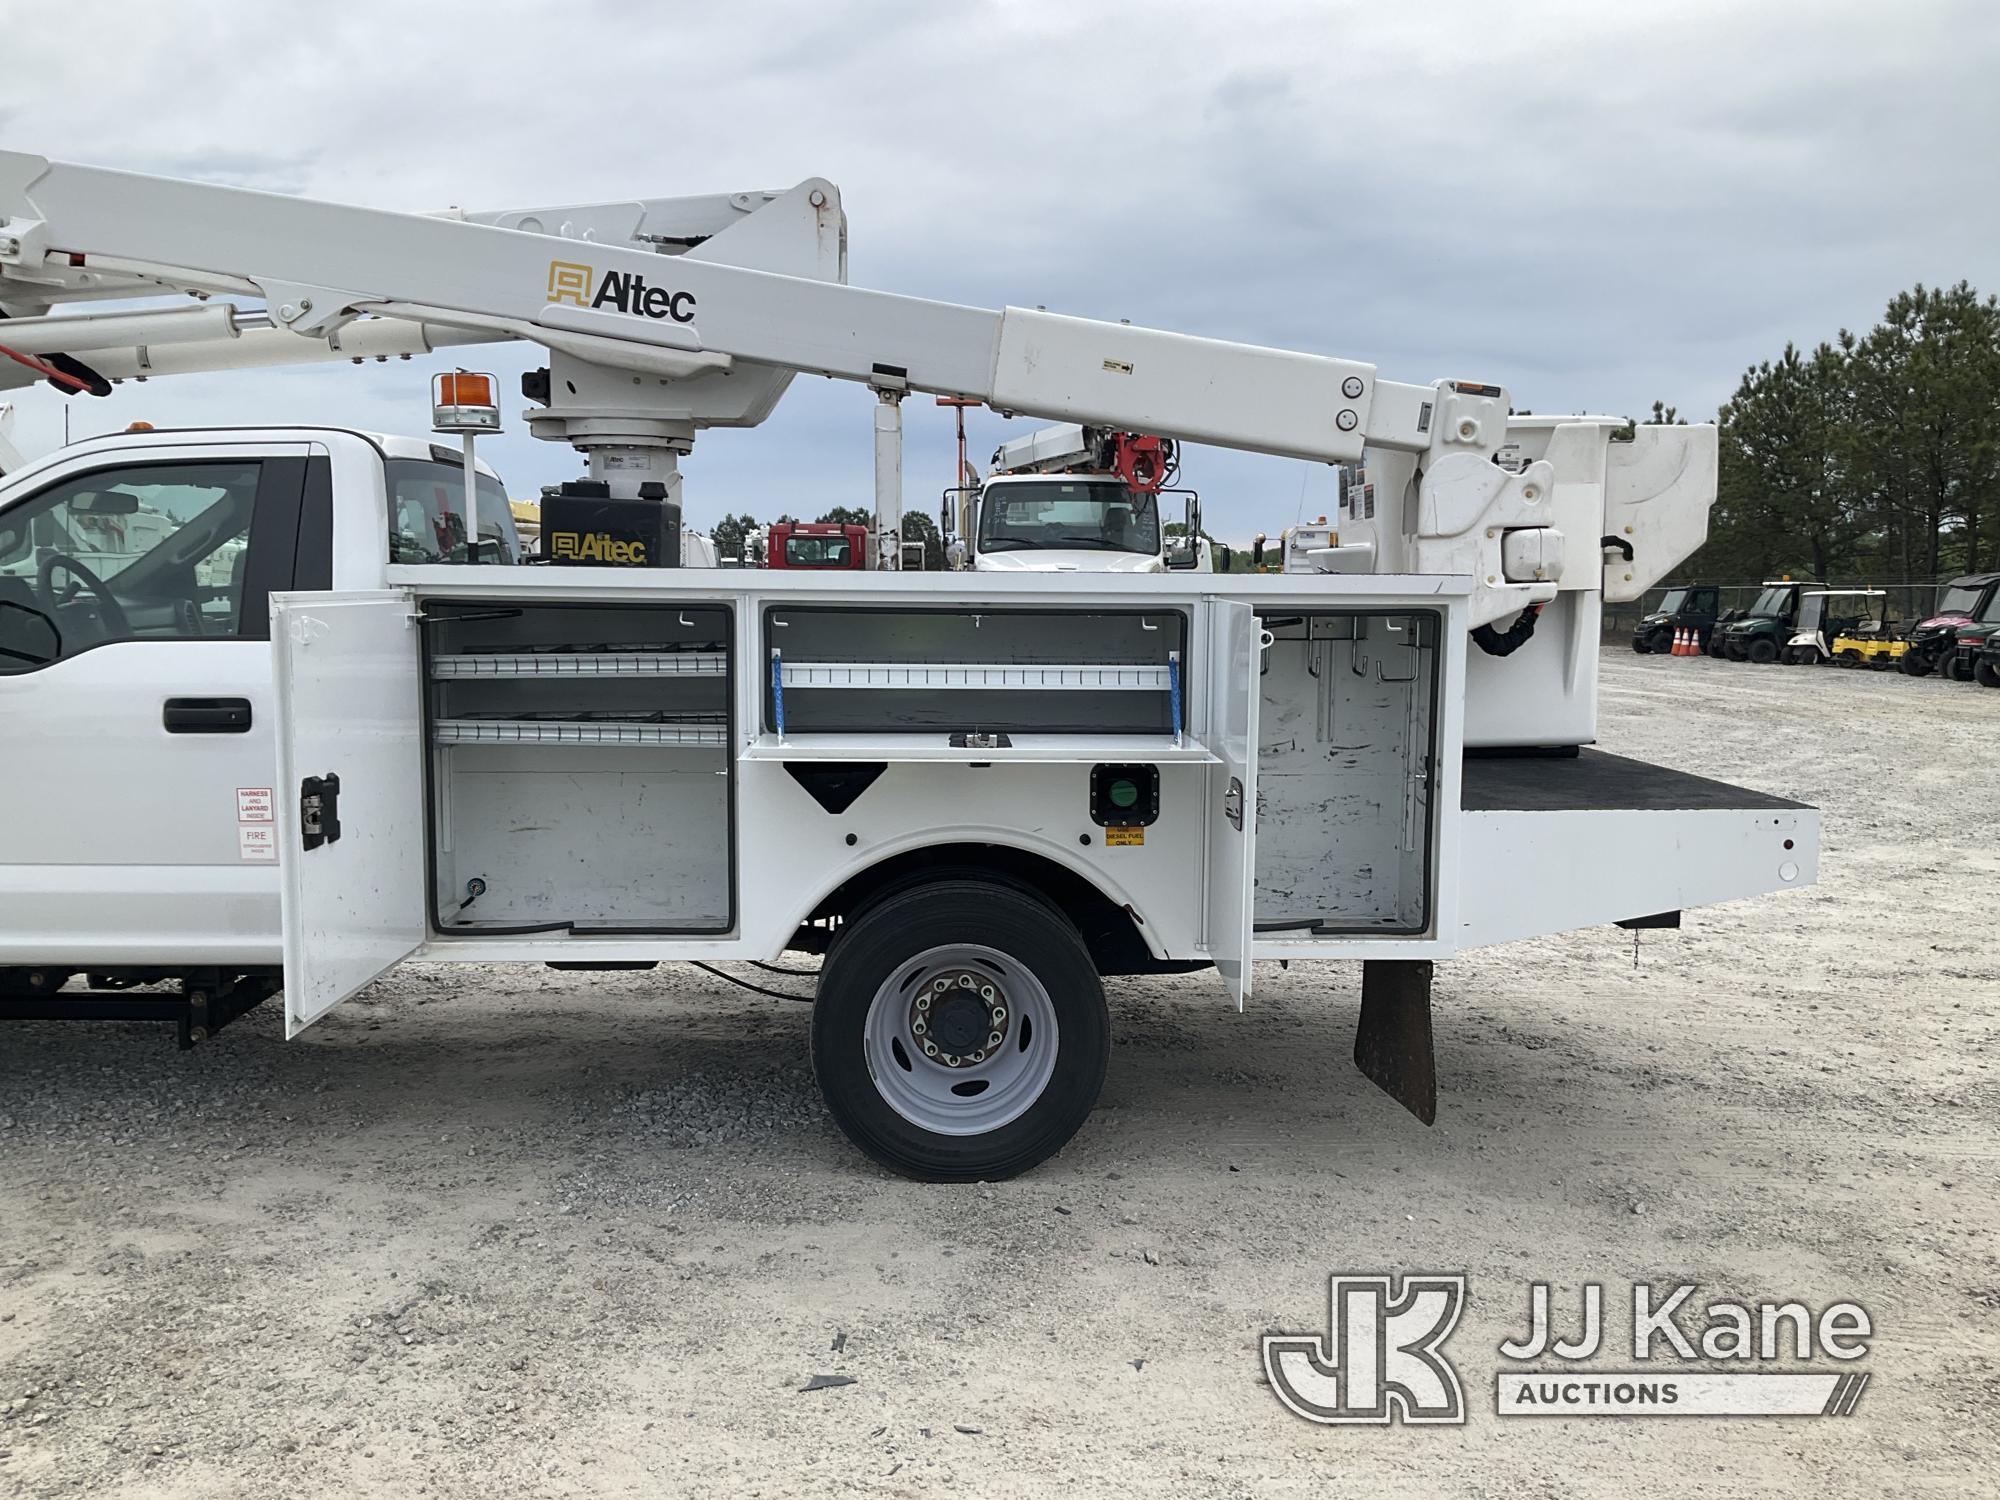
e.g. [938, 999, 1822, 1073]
[860, 943, 1061, 1137]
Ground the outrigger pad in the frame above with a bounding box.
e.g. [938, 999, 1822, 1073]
[1354, 960, 1437, 1125]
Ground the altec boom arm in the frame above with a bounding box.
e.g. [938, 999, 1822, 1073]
[0, 150, 1409, 461]
[0, 150, 1715, 623]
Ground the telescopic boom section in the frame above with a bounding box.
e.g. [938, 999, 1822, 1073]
[0, 150, 1425, 464]
[0, 151, 1719, 621]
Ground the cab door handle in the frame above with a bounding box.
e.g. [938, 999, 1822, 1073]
[163, 697, 253, 734]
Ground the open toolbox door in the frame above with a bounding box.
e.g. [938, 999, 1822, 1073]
[1204, 599, 1261, 1009]
[272, 591, 426, 1035]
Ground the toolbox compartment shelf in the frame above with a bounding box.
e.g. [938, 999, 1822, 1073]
[430, 650, 727, 679]
[433, 716, 728, 748]
[742, 731, 1215, 763]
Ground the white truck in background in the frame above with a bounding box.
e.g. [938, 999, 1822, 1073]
[947, 423, 1218, 573]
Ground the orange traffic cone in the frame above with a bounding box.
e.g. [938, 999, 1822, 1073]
[1680, 626, 1694, 656]
[1672, 627, 1686, 656]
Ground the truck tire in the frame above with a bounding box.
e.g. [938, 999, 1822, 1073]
[1977, 657, 2000, 689]
[1747, 637, 1779, 664]
[1632, 634, 1654, 655]
[1900, 651, 1933, 677]
[811, 879, 1108, 1182]
[1941, 652, 1972, 682]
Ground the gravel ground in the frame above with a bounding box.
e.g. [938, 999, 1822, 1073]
[2, 654, 1995, 1498]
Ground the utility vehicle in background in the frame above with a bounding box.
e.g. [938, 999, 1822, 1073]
[1930, 575, 2000, 682]
[1783, 589, 1893, 665]
[1632, 583, 1720, 654]
[1901, 573, 2000, 679]
[1714, 579, 1810, 662]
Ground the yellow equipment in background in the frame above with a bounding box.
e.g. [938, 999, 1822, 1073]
[1833, 633, 1907, 668]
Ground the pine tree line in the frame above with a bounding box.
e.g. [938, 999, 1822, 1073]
[1673, 282, 2000, 583]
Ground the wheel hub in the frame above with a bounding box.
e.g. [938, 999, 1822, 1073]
[910, 968, 1009, 1068]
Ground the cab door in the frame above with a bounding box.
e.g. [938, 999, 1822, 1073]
[1204, 599, 1260, 1009]
[272, 590, 426, 1033]
[0, 444, 314, 967]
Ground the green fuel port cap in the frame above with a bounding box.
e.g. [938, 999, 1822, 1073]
[1089, 763, 1160, 828]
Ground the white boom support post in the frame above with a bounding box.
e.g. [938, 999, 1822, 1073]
[874, 387, 904, 569]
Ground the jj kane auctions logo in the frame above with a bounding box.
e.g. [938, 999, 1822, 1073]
[1265, 1274, 1873, 1424]
[546, 260, 696, 324]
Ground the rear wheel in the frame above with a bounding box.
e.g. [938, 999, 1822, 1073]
[1976, 657, 2000, 689]
[811, 880, 1109, 1181]
[1900, 650, 1934, 677]
[1941, 652, 1972, 682]
[1747, 637, 1779, 664]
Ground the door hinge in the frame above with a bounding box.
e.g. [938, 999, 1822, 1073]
[300, 773, 342, 851]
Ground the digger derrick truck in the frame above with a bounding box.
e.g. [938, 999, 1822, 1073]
[946, 423, 1213, 574]
[0, 150, 1815, 1181]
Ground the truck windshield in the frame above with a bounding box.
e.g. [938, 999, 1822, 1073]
[385, 459, 519, 564]
[1656, 589, 1687, 615]
[977, 480, 1160, 556]
[1935, 583, 1984, 617]
[785, 533, 855, 567]
[1747, 586, 1791, 617]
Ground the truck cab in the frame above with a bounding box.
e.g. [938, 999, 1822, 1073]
[768, 520, 870, 570]
[958, 473, 1210, 574]
[0, 427, 514, 989]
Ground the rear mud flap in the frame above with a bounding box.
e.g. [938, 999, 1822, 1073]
[1354, 959, 1437, 1124]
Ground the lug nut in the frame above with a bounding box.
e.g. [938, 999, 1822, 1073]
[942, 1053, 960, 1067]
[916, 994, 931, 1012]
[957, 974, 974, 989]
[990, 1007, 1006, 1026]
[923, 1040, 938, 1057]
[979, 984, 996, 1001]
[933, 977, 951, 992]
[986, 1031, 1003, 1049]
[968, 1049, 986, 1065]
[912, 1018, 927, 1035]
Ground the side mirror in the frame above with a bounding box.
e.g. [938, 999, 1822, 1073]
[1215, 543, 1233, 573]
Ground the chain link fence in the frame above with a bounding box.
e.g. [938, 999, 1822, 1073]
[1601, 582, 1953, 641]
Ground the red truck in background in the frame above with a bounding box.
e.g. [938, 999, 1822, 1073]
[767, 520, 870, 569]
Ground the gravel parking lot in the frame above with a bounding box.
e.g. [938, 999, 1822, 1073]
[2, 654, 1995, 1498]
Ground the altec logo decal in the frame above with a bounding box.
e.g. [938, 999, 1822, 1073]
[546, 260, 696, 323]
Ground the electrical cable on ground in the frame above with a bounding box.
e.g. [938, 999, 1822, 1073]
[690, 961, 815, 1003]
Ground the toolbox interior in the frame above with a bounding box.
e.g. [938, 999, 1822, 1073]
[422, 601, 733, 935]
[1254, 610, 1440, 934]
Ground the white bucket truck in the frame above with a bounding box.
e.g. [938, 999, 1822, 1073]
[0, 152, 1815, 1179]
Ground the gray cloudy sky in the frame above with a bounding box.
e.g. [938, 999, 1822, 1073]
[3, 0, 1997, 542]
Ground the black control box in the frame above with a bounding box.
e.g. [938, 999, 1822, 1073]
[540, 480, 681, 567]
